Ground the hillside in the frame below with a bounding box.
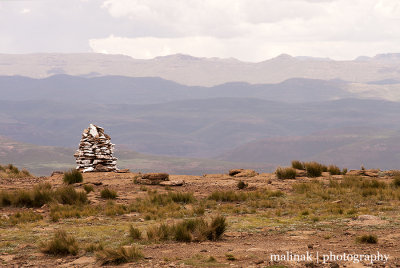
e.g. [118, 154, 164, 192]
[0, 136, 267, 176]
[1, 98, 400, 160]
[0, 75, 354, 104]
[219, 127, 400, 170]
[1, 53, 400, 86]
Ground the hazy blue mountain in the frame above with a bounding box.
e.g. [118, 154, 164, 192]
[218, 127, 400, 170]
[0, 75, 353, 104]
[0, 135, 268, 176]
[1, 97, 400, 160]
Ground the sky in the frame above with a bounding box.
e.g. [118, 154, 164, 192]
[0, 0, 399, 62]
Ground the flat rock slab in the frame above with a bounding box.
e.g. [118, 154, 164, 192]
[159, 180, 184, 186]
[141, 173, 169, 181]
[228, 169, 258, 177]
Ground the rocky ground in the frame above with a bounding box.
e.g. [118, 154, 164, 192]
[1, 169, 399, 267]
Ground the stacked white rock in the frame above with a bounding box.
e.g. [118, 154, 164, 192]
[74, 124, 118, 172]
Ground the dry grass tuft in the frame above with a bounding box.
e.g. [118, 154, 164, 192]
[63, 169, 83, 184]
[97, 246, 143, 265]
[40, 230, 79, 255]
[276, 167, 297, 180]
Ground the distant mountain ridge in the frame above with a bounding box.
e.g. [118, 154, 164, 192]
[1, 96, 400, 160]
[218, 127, 400, 170]
[0, 75, 353, 104]
[1, 53, 400, 86]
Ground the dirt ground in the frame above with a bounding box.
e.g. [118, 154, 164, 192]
[1, 171, 399, 267]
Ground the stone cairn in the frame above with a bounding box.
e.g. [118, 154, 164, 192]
[74, 124, 118, 172]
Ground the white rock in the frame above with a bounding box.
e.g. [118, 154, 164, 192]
[83, 167, 95, 173]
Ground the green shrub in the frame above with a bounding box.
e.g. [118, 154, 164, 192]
[275, 167, 296, 180]
[0, 191, 12, 206]
[1, 184, 53, 208]
[304, 162, 325, 177]
[149, 192, 194, 205]
[207, 216, 227, 241]
[237, 181, 248, 190]
[169, 192, 194, 203]
[55, 186, 87, 205]
[40, 230, 79, 255]
[97, 246, 143, 265]
[7, 164, 19, 174]
[14, 190, 34, 207]
[129, 226, 142, 240]
[291, 160, 304, 170]
[392, 176, 400, 188]
[328, 165, 341, 175]
[356, 234, 378, 244]
[83, 184, 94, 193]
[174, 223, 193, 242]
[0, 183, 87, 208]
[226, 253, 236, 261]
[100, 188, 117, 199]
[208, 190, 247, 202]
[63, 169, 83, 184]
[145, 216, 227, 243]
[342, 168, 348, 175]
[32, 183, 53, 207]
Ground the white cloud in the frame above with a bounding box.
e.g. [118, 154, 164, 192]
[90, 0, 400, 61]
[20, 8, 31, 14]
[1, 0, 400, 60]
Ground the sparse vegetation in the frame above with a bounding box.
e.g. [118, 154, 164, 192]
[148, 191, 194, 205]
[97, 246, 143, 265]
[63, 169, 83, 184]
[226, 253, 236, 261]
[2, 167, 400, 267]
[0, 183, 87, 208]
[356, 234, 378, 244]
[85, 243, 103, 253]
[392, 174, 400, 188]
[40, 230, 79, 256]
[304, 161, 326, 177]
[129, 225, 142, 240]
[144, 216, 227, 242]
[291, 160, 304, 170]
[83, 184, 94, 193]
[237, 180, 248, 189]
[207, 215, 227, 241]
[55, 186, 88, 205]
[0, 164, 31, 178]
[275, 167, 296, 180]
[328, 165, 341, 175]
[100, 188, 117, 199]
[208, 189, 283, 202]
[4, 211, 43, 226]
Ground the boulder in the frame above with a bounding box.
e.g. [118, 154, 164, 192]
[159, 180, 184, 186]
[134, 173, 170, 185]
[141, 173, 169, 181]
[229, 169, 258, 177]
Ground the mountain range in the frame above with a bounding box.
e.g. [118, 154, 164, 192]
[1, 53, 400, 86]
[1, 53, 400, 174]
